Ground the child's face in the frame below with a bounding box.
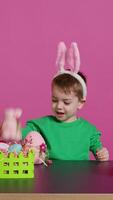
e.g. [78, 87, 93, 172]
[51, 85, 84, 122]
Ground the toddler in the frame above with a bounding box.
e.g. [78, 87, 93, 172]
[22, 42, 109, 161]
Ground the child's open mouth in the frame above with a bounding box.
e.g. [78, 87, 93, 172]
[56, 111, 65, 117]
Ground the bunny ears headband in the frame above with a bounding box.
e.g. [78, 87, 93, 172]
[55, 42, 87, 100]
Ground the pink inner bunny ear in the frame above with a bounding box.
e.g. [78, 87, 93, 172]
[56, 42, 67, 71]
[71, 42, 80, 73]
[65, 46, 75, 71]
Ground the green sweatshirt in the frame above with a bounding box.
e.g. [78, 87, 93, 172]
[22, 116, 102, 160]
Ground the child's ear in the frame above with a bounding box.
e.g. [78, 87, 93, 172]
[78, 100, 85, 110]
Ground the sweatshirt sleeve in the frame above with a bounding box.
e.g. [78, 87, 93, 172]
[89, 127, 103, 155]
[22, 120, 40, 139]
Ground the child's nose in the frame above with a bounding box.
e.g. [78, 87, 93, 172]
[56, 101, 63, 109]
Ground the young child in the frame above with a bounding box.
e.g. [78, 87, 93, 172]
[22, 42, 109, 161]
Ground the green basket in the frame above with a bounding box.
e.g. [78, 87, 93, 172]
[0, 150, 35, 178]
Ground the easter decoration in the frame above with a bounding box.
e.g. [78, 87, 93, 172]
[0, 108, 49, 178]
[23, 131, 49, 166]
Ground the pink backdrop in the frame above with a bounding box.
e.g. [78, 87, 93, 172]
[0, 0, 113, 159]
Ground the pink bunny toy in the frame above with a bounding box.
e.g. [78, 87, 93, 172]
[23, 131, 47, 165]
[1, 108, 22, 142]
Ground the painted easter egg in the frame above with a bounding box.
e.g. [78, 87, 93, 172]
[8, 143, 22, 154]
[0, 142, 9, 151]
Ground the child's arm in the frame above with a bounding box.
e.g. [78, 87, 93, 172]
[96, 147, 109, 161]
[90, 127, 109, 161]
[22, 122, 38, 139]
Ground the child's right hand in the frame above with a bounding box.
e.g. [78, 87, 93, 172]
[1, 108, 22, 141]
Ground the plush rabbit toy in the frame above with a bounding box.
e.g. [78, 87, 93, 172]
[1, 108, 22, 141]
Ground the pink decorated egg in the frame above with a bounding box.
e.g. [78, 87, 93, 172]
[24, 131, 46, 164]
[25, 131, 45, 147]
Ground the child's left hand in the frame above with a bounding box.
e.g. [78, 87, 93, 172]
[96, 147, 109, 161]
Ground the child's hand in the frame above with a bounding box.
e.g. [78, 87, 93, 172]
[96, 147, 109, 161]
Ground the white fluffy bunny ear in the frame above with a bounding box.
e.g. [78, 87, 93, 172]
[71, 42, 80, 73]
[56, 41, 67, 72]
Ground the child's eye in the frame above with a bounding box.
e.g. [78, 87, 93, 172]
[64, 102, 71, 105]
[52, 99, 58, 103]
